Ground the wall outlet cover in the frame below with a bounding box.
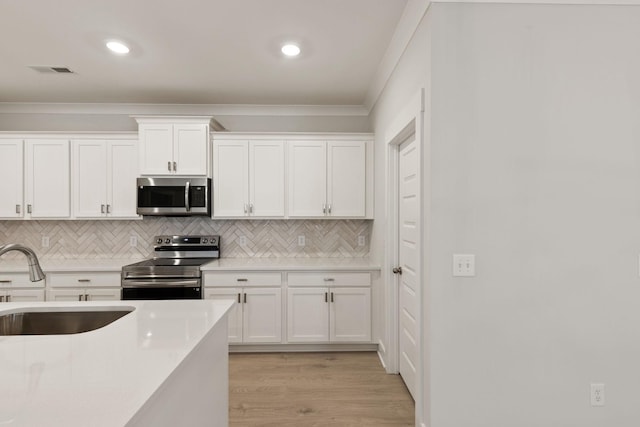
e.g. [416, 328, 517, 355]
[298, 235, 306, 246]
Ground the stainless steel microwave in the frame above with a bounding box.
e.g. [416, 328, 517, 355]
[136, 177, 211, 216]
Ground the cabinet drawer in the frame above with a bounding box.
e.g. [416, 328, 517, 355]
[0, 273, 42, 288]
[287, 272, 371, 287]
[204, 272, 282, 287]
[47, 272, 120, 288]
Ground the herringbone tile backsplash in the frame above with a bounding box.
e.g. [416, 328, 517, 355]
[0, 219, 371, 259]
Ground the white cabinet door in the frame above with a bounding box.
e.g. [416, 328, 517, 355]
[288, 141, 326, 217]
[330, 287, 371, 342]
[108, 140, 138, 218]
[174, 124, 208, 175]
[243, 287, 282, 343]
[5, 289, 45, 303]
[213, 140, 248, 217]
[47, 289, 84, 302]
[86, 288, 121, 301]
[287, 287, 329, 343]
[327, 141, 366, 217]
[205, 288, 243, 343]
[0, 140, 24, 218]
[73, 140, 108, 218]
[139, 124, 174, 175]
[25, 139, 70, 218]
[250, 141, 285, 217]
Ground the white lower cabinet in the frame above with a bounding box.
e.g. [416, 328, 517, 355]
[46, 272, 121, 301]
[205, 287, 282, 343]
[0, 289, 45, 303]
[287, 287, 371, 343]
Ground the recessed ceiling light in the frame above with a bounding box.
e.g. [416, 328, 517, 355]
[281, 43, 300, 57]
[106, 40, 130, 55]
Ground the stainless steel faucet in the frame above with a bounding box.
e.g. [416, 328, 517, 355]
[0, 244, 46, 282]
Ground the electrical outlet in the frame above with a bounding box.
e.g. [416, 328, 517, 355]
[452, 254, 475, 277]
[129, 236, 137, 247]
[591, 383, 605, 407]
[298, 235, 306, 246]
[41, 236, 50, 248]
[358, 235, 366, 247]
[239, 236, 247, 246]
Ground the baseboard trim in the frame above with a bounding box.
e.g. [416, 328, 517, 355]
[229, 343, 378, 353]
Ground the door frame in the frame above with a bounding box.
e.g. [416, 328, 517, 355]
[384, 88, 425, 417]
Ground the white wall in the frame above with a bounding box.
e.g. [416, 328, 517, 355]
[429, 3, 640, 426]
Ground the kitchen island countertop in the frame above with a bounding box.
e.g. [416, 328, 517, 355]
[0, 299, 234, 426]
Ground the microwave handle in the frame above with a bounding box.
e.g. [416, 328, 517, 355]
[185, 181, 190, 212]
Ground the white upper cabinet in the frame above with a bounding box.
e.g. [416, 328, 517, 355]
[72, 139, 139, 219]
[25, 139, 70, 219]
[136, 117, 210, 176]
[288, 140, 367, 218]
[0, 140, 24, 218]
[213, 139, 285, 218]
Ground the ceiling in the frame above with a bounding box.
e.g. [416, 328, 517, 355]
[0, 0, 407, 107]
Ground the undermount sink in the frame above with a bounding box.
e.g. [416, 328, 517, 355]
[0, 308, 134, 335]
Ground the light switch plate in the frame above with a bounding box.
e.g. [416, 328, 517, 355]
[453, 254, 475, 277]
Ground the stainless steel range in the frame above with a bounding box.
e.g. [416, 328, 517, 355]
[121, 235, 220, 300]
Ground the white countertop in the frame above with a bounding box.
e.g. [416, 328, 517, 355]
[0, 299, 234, 426]
[201, 257, 381, 271]
[0, 257, 380, 273]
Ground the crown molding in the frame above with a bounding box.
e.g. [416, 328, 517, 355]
[0, 102, 369, 117]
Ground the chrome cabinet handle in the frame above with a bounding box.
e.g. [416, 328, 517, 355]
[107, 204, 111, 214]
[237, 278, 248, 282]
[27, 204, 32, 214]
[330, 292, 334, 303]
[322, 204, 326, 214]
[237, 293, 241, 303]
[6, 295, 10, 302]
[77, 279, 90, 283]
[85, 294, 90, 301]
[323, 278, 335, 282]
[0, 296, 4, 302]
[243, 204, 248, 214]
[101, 204, 105, 214]
[78, 294, 83, 301]
[249, 204, 253, 214]
[325, 292, 328, 303]
[243, 293, 247, 304]
[173, 161, 177, 172]
[0, 280, 12, 284]
[168, 161, 172, 172]
[16, 205, 20, 214]
[327, 204, 332, 214]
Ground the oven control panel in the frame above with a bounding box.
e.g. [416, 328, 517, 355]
[154, 235, 220, 248]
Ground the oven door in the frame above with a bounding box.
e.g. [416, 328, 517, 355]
[122, 279, 202, 300]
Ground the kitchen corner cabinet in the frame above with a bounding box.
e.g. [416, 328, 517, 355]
[213, 140, 285, 218]
[136, 117, 211, 176]
[0, 272, 45, 303]
[25, 139, 71, 218]
[204, 272, 282, 343]
[46, 272, 121, 301]
[287, 272, 371, 343]
[0, 140, 24, 218]
[72, 139, 139, 219]
[288, 140, 366, 218]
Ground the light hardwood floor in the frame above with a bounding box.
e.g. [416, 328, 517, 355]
[229, 352, 414, 426]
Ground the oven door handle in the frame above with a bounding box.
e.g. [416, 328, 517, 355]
[122, 279, 201, 288]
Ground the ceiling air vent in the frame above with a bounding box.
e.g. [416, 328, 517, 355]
[29, 66, 75, 74]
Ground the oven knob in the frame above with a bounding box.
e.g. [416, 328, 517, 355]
[165, 238, 171, 244]
[156, 238, 162, 244]
[202, 238, 208, 243]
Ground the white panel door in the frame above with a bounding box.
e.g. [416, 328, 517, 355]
[243, 287, 282, 343]
[287, 141, 326, 217]
[0, 140, 24, 218]
[250, 141, 285, 217]
[73, 140, 107, 218]
[287, 287, 329, 342]
[139, 124, 174, 175]
[205, 287, 243, 343]
[173, 124, 208, 175]
[86, 288, 121, 301]
[398, 137, 419, 399]
[4, 289, 45, 303]
[213, 140, 248, 217]
[327, 141, 366, 217]
[329, 287, 371, 342]
[25, 139, 70, 218]
[108, 140, 139, 218]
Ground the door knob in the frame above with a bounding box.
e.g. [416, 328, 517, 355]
[392, 266, 403, 275]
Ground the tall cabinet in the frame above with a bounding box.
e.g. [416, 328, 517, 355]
[25, 139, 70, 218]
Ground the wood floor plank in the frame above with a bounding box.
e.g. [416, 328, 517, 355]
[229, 352, 414, 426]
